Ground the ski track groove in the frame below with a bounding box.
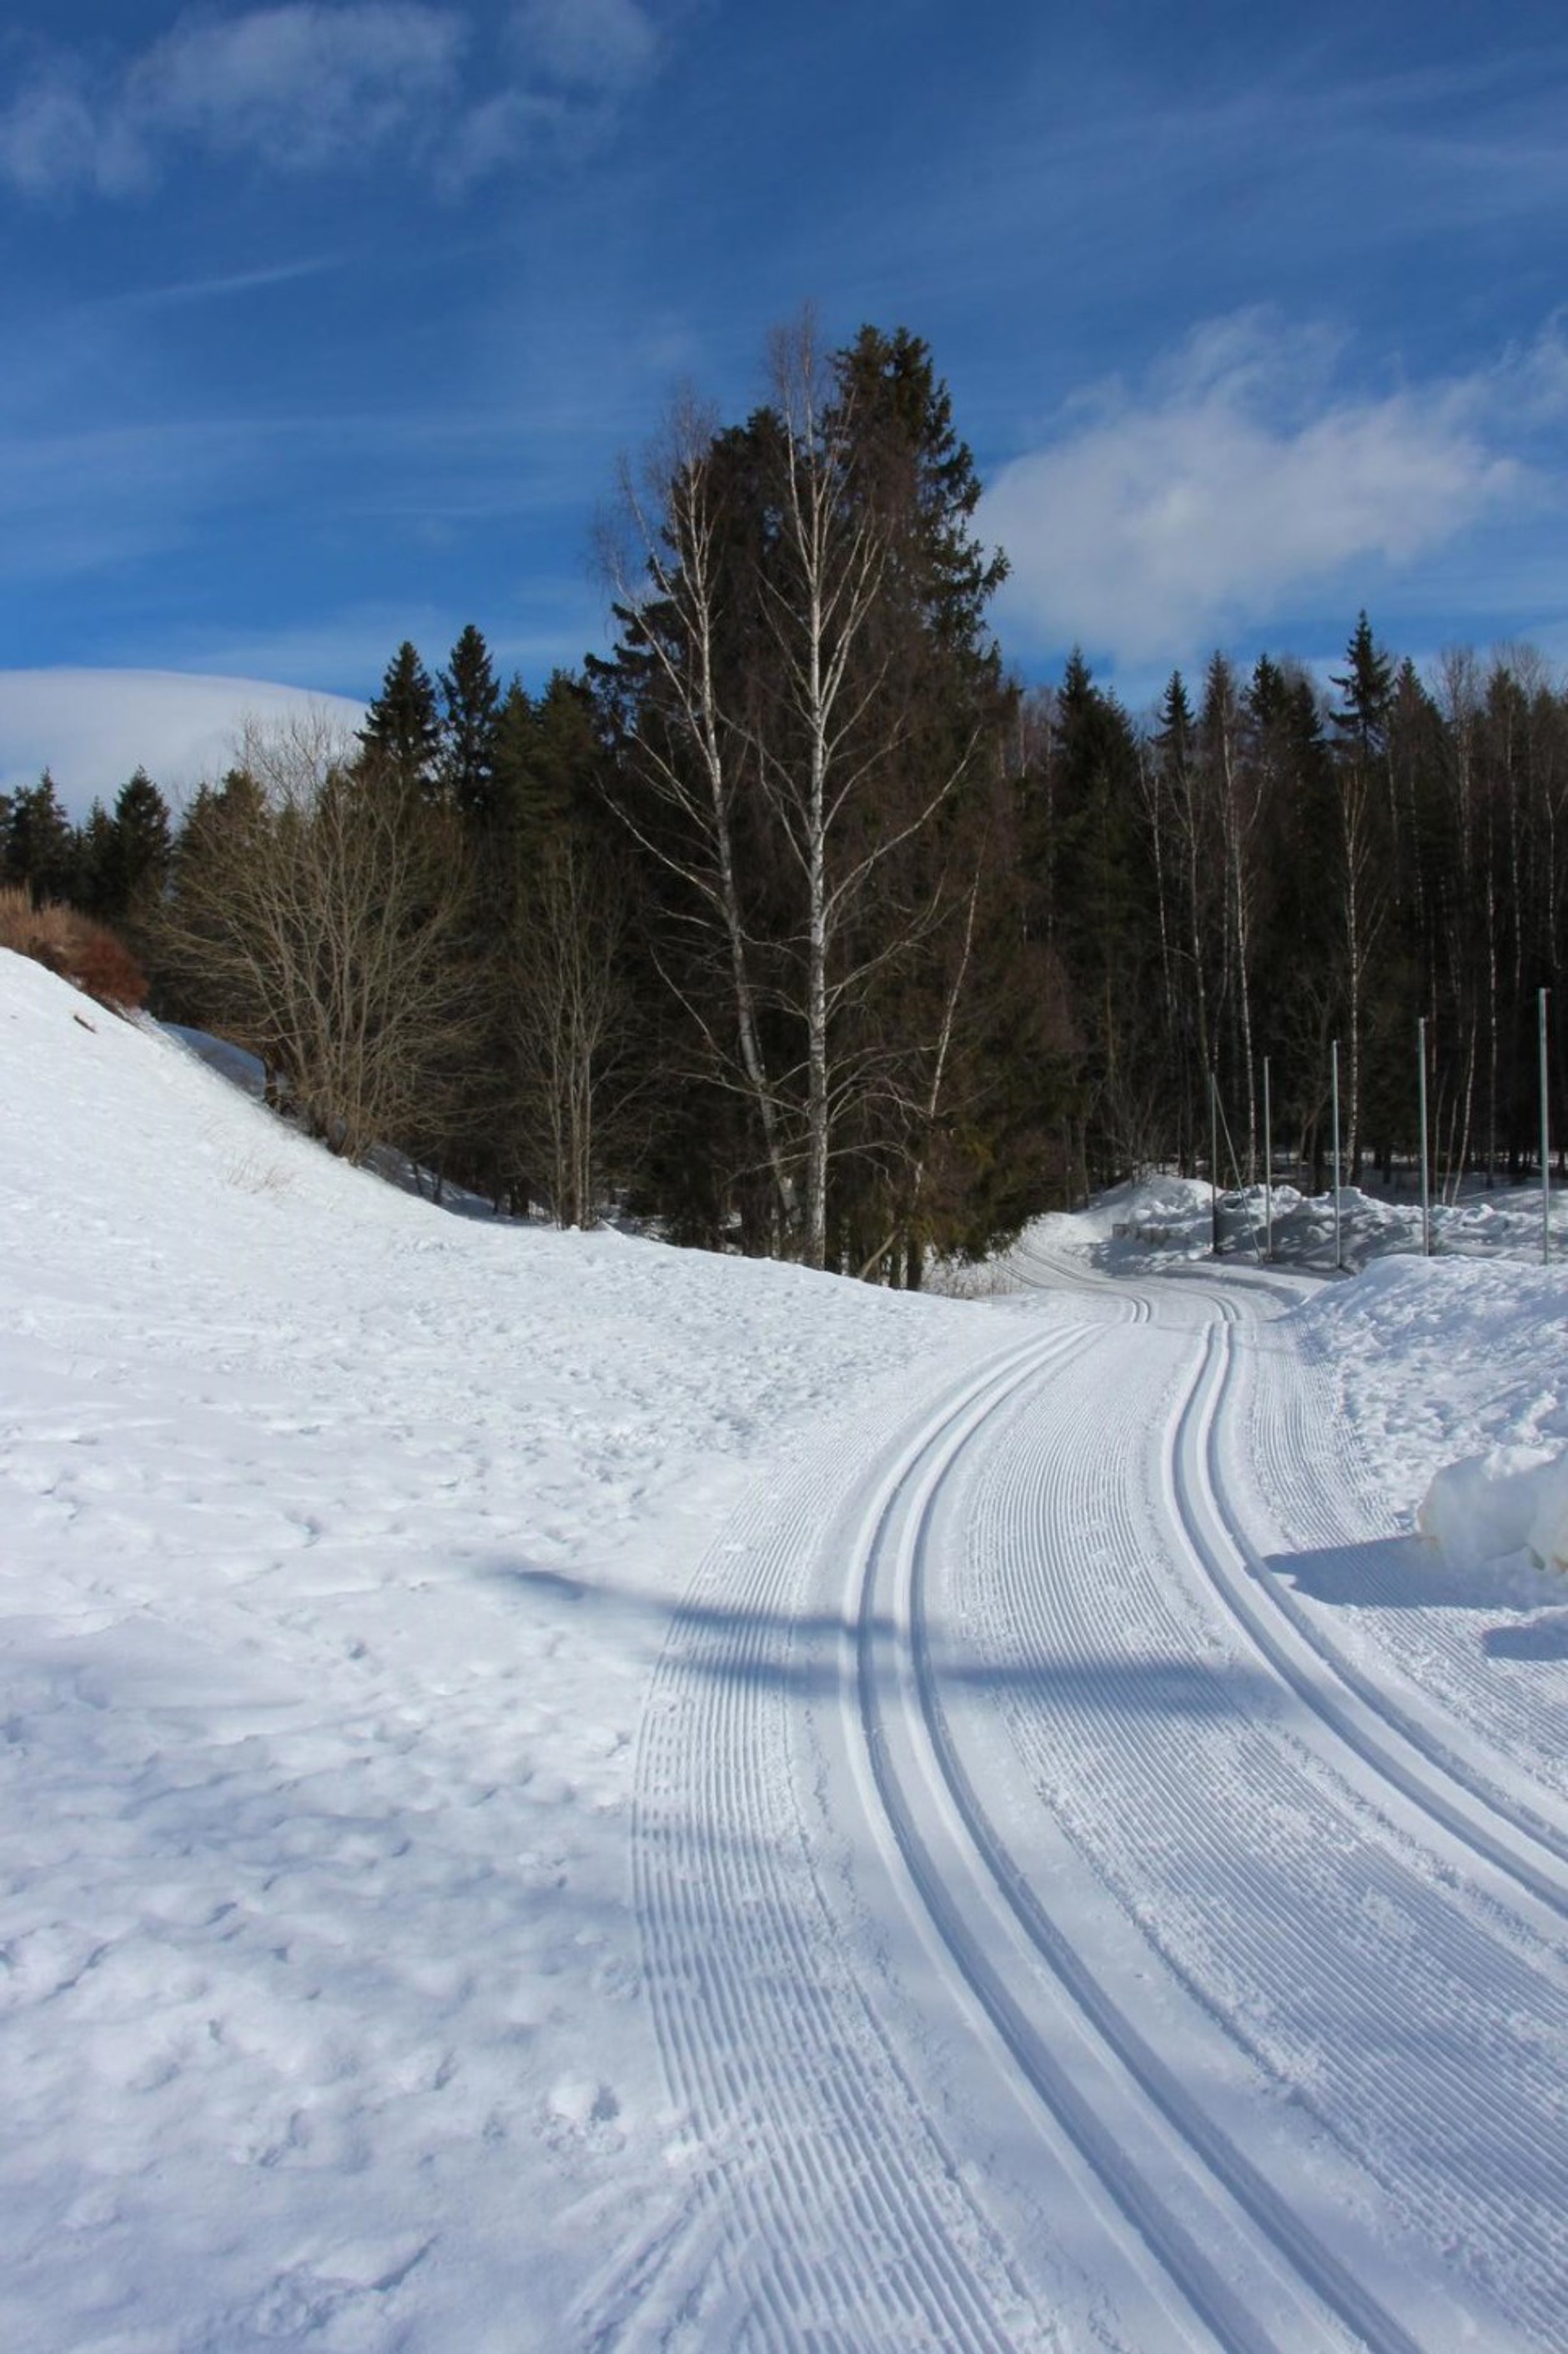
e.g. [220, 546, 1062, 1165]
[631, 1335, 1065, 2351]
[849, 1330, 1379, 2354]
[956, 1299, 1568, 2350]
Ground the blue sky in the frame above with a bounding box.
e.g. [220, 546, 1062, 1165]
[3, 0, 1567, 812]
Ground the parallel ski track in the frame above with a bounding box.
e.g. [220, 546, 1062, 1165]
[958, 1303, 1568, 2351]
[1229, 1318, 1568, 1818]
[631, 1329, 1082, 2352]
[631, 1263, 1568, 2350]
[851, 1318, 1410, 2354]
[1178, 1314, 1568, 1905]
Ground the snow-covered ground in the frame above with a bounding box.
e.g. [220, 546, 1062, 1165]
[3, 948, 1565, 2351]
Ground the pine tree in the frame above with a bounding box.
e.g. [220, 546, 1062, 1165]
[5, 772, 78, 903]
[439, 624, 502, 822]
[1331, 610, 1395, 761]
[103, 769, 172, 921]
[358, 642, 440, 799]
[1329, 614, 1395, 1179]
[75, 801, 119, 919]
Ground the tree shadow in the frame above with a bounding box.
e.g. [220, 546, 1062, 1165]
[481, 1559, 1279, 1712]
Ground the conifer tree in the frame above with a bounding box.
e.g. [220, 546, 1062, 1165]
[104, 769, 172, 921]
[1331, 610, 1395, 761]
[5, 772, 77, 903]
[359, 641, 440, 799]
[439, 624, 502, 822]
[76, 801, 119, 919]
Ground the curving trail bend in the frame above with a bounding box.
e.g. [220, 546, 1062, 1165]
[611, 1270, 1568, 2352]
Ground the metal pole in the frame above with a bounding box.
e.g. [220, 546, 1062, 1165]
[1209, 1068, 1221, 1258]
[1331, 1038, 1343, 1272]
[1542, 988, 1552, 1266]
[1263, 1054, 1274, 1263]
[1418, 1016, 1431, 1258]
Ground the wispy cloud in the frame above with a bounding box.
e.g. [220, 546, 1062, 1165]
[0, 0, 664, 199]
[132, 4, 466, 172]
[983, 313, 1550, 669]
[103, 255, 349, 312]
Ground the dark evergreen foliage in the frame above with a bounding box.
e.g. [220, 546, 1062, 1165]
[4, 772, 78, 904]
[358, 641, 441, 798]
[438, 625, 502, 822]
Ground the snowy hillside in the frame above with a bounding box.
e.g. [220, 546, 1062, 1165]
[0, 950, 1000, 2349]
[3, 945, 1565, 2352]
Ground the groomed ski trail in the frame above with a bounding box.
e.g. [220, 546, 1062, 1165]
[621, 1271, 1567, 2351]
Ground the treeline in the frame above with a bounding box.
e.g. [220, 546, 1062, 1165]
[1021, 627, 1566, 1200]
[3, 317, 1562, 1275]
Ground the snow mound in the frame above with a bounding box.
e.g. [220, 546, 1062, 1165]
[1418, 1446, 1568, 1574]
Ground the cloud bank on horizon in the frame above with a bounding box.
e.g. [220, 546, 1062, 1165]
[0, 671, 366, 822]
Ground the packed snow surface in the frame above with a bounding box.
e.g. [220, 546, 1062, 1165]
[3, 951, 1566, 2352]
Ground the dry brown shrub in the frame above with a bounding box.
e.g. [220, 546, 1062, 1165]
[0, 892, 149, 1011]
[0, 883, 35, 950]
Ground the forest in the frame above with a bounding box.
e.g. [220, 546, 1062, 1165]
[4, 321, 1564, 1281]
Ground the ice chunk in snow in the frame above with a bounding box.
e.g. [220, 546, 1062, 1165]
[1417, 1444, 1568, 1573]
[1526, 1455, 1568, 1574]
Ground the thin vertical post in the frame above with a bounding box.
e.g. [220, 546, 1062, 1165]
[1418, 1016, 1432, 1258]
[1263, 1054, 1274, 1263]
[1542, 988, 1552, 1266]
[1331, 1038, 1343, 1272]
[1209, 1068, 1221, 1258]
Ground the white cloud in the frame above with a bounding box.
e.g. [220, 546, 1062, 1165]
[983, 313, 1530, 668]
[0, 670, 366, 822]
[127, 3, 465, 173]
[0, 1, 663, 197]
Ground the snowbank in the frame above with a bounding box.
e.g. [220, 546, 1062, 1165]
[1288, 1252, 1568, 1488]
[988, 1168, 1560, 1284]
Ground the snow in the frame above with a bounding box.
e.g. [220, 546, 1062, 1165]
[1418, 1448, 1568, 1577]
[997, 1167, 1562, 1277]
[1289, 1249, 1568, 1519]
[0, 949, 998, 2351]
[3, 946, 1566, 2351]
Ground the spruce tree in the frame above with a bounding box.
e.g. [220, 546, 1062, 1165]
[359, 641, 440, 799]
[5, 772, 78, 903]
[439, 624, 502, 822]
[106, 769, 172, 919]
[1331, 610, 1395, 760]
[76, 801, 119, 919]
